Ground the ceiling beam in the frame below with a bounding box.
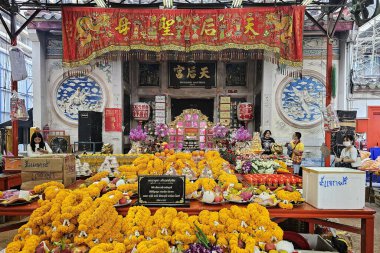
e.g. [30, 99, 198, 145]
[305, 10, 328, 35]
[329, 0, 347, 37]
[0, 12, 11, 38]
[14, 9, 41, 37]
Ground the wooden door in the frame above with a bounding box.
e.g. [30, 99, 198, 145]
[367, 106, 380, 148]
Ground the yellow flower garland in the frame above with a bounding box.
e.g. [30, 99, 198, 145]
[61, 190, 93, 219]
[229, 233, 256, 253]
[33, 181, 64, 194]
[19, 235, 41, 253]
[185, 180, 199, 196]
[86, 171, 109, 183]
[170, 212, 196, 247]
[6, 241, 23, 253]
[6, 174, 287, 253]
[276, 189, 303, 202]
[197, 178, 217, 191]
[89, 242, 126, 253]
[84, 181, 107, 198]
[276, 189, 304, 209]
[136, 238, 171, 253]
[117, 183, 138, 194]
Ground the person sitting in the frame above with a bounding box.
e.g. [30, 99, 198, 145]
[27, 132, 53, 157]
[335, 135, 359, 169]
[261, 130, 275, 155]
[286, 132, 304, 175]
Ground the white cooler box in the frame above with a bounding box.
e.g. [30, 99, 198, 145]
[303, 167, 365, 209]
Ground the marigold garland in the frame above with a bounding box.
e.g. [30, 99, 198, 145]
[6, 241, 23, 253]
[117, 183, 138, 194]
[185, 179, 199, 196]
[6, 163, 288, 253]
[197, 178, 217, 191]
[33, 181, 64, 194]
[19, 235, 40, 253]
[276, 189, 304, 210]
[229, 233, 256, 253]
[89, 242, 126, 253]
[136, 238, 171, 253]
[86, 171, 109, 183]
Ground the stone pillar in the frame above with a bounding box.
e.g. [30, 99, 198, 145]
[29, 30, 47, 129]
[130, 61, 139, 129]
[337, 38, 348, 110]
[261, 61, 276, 132]
[104, 59, 124, 154]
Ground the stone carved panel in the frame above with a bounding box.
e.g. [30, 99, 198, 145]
[303, 37, 339, 59]
[54, 75, 105, 124]
[275, 70, 326, 129]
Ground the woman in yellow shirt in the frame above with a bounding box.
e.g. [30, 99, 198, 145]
[286, 132, 304, 175]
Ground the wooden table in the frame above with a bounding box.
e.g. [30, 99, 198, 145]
[0, 173, 22, 191]
[0, 200, 375, 253]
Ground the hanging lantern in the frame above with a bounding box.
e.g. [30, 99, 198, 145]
[237, 102, 254, 121]
[132, 102, 150, 121]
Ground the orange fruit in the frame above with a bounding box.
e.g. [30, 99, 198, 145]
[155, 152, 160, 157]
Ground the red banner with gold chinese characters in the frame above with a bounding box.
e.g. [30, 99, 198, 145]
[62, 6, 305, 69]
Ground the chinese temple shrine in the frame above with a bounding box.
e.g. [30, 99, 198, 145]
[27, 4, 353, 162]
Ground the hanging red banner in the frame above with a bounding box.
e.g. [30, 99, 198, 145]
[62, 6, 305, 69]
[105, 108, 122, 132]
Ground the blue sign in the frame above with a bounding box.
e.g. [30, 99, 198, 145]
[319, 176, 348, 188]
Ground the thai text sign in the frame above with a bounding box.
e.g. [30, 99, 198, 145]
[138, 175, 186, 206]
[169, 62, 216, 87]
[62, 6, 305, 68]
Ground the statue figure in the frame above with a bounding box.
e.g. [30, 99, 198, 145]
[67, 87, 87, 109]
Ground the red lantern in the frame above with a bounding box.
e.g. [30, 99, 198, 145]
[132, 102, 150, 121]
[237, 102, 254, 121]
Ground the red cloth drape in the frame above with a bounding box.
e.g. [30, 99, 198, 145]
[62, 6, 305, 68]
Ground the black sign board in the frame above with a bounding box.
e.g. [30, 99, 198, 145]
[169, 62, 216, 87]
[138, 175, 187, 206]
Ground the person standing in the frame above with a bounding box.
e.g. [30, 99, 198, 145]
[286, 132, 304, 175]
[27, 132, 53, 157]
[335, 135, 359, 169]
[261, 130, 275, 155]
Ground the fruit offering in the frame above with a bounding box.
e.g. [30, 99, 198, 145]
[199, 186, 226, 204]
[224, 187, 254, 203]
[251, 185, 279, 207]
[243, 174, 302, 188]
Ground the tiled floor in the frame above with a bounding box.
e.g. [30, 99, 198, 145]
[0, 203, 378, 252]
